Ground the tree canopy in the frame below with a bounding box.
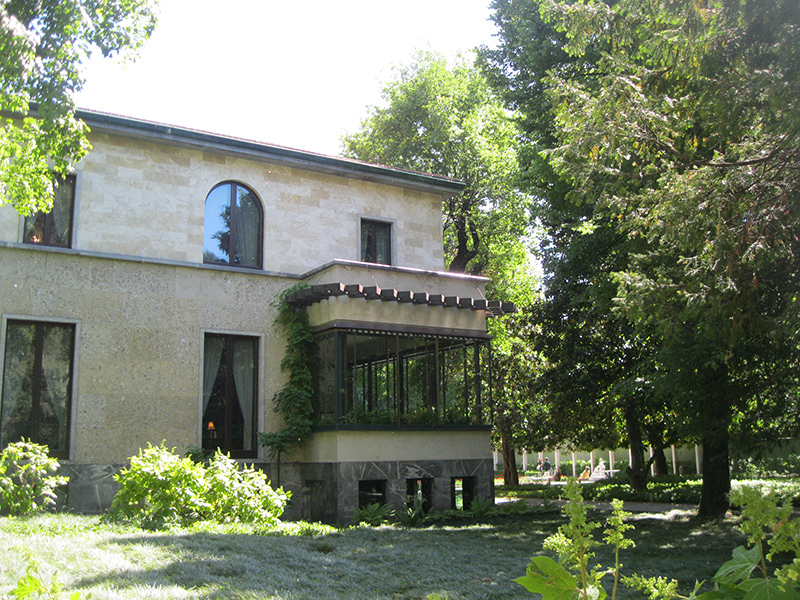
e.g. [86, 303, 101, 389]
[343, 52, 541, 482]
[341, 52, 534, 301]
[480, 0, 679, 489]
[0, 0, 158, 216]
[522, 0, 800, 515]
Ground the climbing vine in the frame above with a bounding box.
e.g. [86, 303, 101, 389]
[258, 282, 315, 483]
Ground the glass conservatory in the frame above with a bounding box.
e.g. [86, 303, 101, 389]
[313, 327, 491, 428]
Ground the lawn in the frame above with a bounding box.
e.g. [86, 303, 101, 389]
[0, 507, 749, 600]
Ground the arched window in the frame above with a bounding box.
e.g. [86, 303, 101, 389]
[203, 182, 263, 268]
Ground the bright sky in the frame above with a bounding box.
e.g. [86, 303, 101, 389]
[75, 0, 500, 157]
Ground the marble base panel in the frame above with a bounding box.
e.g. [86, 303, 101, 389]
[55, 459, 494, 526]
[297, 458, 495, 525]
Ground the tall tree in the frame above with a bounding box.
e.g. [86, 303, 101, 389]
[480, 0, 678, 489]
[1, 0, 158, 216]
[342, 52, 538, 479]
[341, 51, 531, 286]
[538, 0, 800, 515]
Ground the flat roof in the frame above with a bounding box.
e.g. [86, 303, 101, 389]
[77, 109, 466, 197]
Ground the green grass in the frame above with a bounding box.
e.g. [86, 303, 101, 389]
[0, 508, 751, 600]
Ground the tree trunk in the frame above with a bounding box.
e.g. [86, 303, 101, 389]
[501, 425, 519, 486]
[624, 404, 648, 490]
[651, 445, 669, 476]
[699, 411, 731, 516]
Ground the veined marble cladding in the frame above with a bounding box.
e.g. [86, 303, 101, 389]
[293, 458, 494, 525]
[46, 456, 493, 523]
[59, 463, 125, 514]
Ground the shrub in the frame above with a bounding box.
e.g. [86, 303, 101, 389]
[0, 440, 68, 515]
[732, 453, 800, 479]
[353, 502, 394, 526]
[466, 496, 496, 518]
[204, 451, 288, 527]
[110, 443, 209, 528]
[397, 497, 427, 528]
[110, 443, 289, 529]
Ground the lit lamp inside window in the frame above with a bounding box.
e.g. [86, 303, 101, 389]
[207, 421, 216, 438]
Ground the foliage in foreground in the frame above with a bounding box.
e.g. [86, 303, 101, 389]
[0, 440, 67, 516]
[110, 443, 288, 529]
[1, 0, 158, 216]
[517, 479, 800, 600]
[6, 553, 82, 599]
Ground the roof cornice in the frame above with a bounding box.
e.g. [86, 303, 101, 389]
[75, 109, 466, 197]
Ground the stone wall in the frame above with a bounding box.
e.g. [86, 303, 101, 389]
[0, 246, 291, 468]
[0, 131, 446, 274]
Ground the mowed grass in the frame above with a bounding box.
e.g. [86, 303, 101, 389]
[0, 507, 748, 600]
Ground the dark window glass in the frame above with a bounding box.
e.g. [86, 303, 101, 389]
[315, 330, 489, 427]
[360, 219, 391, 265]
[202, 334, 258, 457]
[358, 479, 387, 508]
[1, 320, 75, 457]
[203, 182, 263, 268]
[23, 175, 76, 248]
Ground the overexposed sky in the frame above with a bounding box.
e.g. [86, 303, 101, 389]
[75, 0, 499, 156]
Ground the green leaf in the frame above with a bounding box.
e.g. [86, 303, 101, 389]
[514, 556, 581, 600]
[714, 546, 761, 585]
[740, 578, 800, 600]
[10, 574, 42, 597]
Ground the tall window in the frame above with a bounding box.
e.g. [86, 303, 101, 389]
[23, 175, 76, 248]
[1, 320, 75, 458]
[203, 182, 263, 268]
[360, 219, 391, 265]
[202, 334, 258, 457]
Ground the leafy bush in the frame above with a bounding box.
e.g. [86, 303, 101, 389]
[204, 451, 288, 527]
[110, 443, 288, 529]
[466, 496, 496, 518]
[732, 478, 800, 508]
[353, 502, 394, 526]
[516, 479, 800, 600]
[0, 440, 68, 515]
[397, 497, 427, 528]
[732, 453, 800, 479]
[110, 443, 209, 528]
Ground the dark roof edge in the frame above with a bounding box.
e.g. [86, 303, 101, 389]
[75, 109, 466, 196]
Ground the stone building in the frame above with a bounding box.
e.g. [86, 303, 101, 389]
[0, 110, 513, 523]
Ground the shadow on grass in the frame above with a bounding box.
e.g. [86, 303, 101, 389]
[21, 510, 749, 600]
[70, 516, 564, 600]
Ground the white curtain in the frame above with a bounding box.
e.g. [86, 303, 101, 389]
[202, 336, 225, 415]
[233, 189, 260, 268]
[51, 178, 74, 245]
[231, 339, 255, 450]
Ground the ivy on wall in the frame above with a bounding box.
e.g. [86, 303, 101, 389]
[258, 283, 315, 482]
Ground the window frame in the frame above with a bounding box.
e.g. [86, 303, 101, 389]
[22, 174, 76, 248]
[0, 316, 78, 459]
[200, 331, 260, 458]
[314, 328, 490, 428]
[359, 217, 393, 266]
[203, 181, 264, 269]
